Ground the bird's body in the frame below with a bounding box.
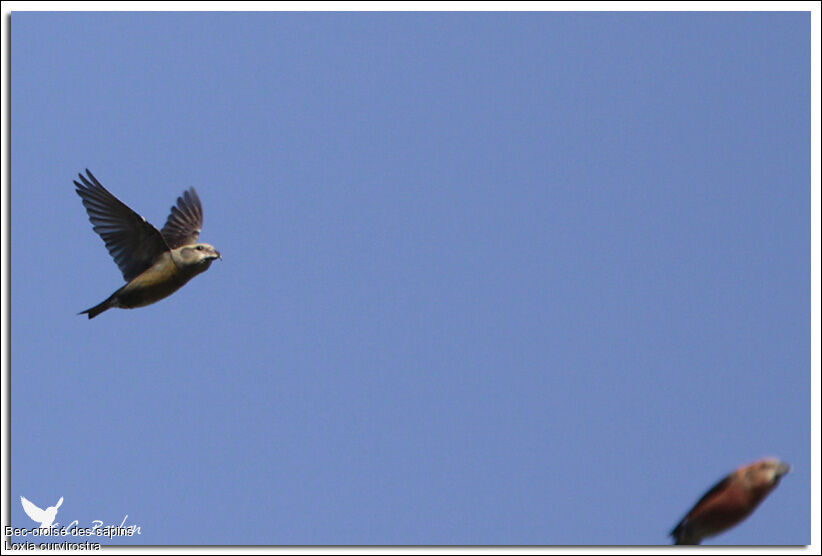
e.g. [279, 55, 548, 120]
[82, 249, 214, 317]
[670, 458, 791, 545]
[74, 169, 221, 318]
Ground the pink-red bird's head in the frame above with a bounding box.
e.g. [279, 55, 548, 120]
[670, 458, 791, 545]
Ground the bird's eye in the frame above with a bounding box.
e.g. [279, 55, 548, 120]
[196, 246, 203, 251]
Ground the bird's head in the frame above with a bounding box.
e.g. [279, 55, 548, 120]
[744, 458, 791, 491]
[175, 243, 222, 271]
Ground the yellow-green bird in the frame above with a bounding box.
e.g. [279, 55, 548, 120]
[75, 169, 221, 319]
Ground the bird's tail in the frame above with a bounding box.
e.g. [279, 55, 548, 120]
[79, 300, 110, 319]
[670, 521, 699, 545]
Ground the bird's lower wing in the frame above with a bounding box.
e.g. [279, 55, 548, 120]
[20, 497, 46, 523]
[74, 169, 170, 282]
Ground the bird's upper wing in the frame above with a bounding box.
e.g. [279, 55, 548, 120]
[20, 497, 46, 522]
[160, 188, 202, 248]
[74, 169, 170, 282]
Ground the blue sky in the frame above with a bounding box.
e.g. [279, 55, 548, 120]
[10, 11, 810, 545]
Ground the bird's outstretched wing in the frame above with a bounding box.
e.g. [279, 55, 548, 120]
[20, 496, 46, 523]
[160, 188, 202, 248]
[55, 497, 64, 509]
[74, 169, 170, 282]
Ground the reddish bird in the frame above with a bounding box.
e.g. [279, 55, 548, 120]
[670, 458, 791, 545]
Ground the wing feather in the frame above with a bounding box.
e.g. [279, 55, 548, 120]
[74, 169, 169, 282]
[161, 188, 203, 248]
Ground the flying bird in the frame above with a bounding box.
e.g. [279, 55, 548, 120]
[670, 458, 791, 545]
[20, 496, 63, 528]
[74, 169, 221, 318]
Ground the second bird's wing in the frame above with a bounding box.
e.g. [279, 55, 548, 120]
[160, 188, 202, 248]
[74, 169, 170, 282]
[20, 497, 46, 523]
